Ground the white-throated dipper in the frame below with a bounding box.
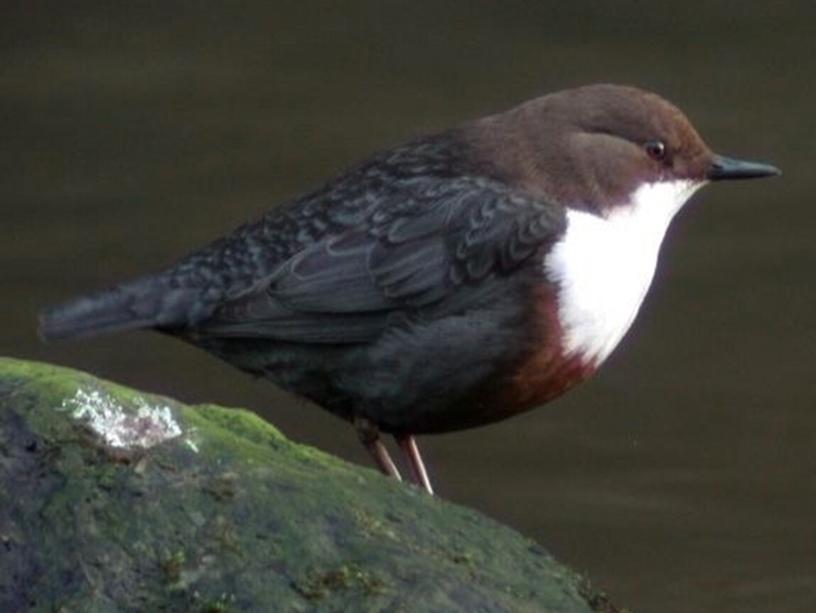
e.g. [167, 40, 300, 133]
[40, 84, 780, 495]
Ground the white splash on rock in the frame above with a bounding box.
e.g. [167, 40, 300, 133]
[60, 388, 186, 450]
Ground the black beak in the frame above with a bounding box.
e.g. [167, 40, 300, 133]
[707, 154, 781, 181]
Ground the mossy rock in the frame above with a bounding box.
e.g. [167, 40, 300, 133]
[0, 357, 622, 612]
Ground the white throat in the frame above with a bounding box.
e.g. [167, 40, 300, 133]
[545, 179, 704, 365]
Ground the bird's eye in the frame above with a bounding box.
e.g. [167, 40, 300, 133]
[645, 140, 667, 161]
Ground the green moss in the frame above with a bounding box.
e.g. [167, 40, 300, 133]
[0, 357, 620, 612]
[291, 563, 386, 601]
[199, 595, 234, 613]
[161, 550, 187, 584]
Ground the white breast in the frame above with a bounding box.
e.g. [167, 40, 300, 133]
[544, 180, 703, 365]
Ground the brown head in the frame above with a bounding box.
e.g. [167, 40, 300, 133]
[467, 83, 780, 213]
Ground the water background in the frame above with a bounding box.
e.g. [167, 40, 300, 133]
[4, 3, 815, 611]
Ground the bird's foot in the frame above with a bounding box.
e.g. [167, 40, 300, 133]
[354, 416, 402, 482]
[396, 434, 434, 496]
[354, 418, 435, 495]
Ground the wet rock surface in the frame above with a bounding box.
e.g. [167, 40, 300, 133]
[0, 358, 621, 612]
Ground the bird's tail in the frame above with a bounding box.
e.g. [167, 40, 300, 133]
[39, 276, 195, 342]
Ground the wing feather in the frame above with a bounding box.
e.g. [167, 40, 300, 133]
[199, 178, 565, 344]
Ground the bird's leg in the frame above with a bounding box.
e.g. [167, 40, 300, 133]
[354, 416, 402, 481]
[396, 435, 434, 495]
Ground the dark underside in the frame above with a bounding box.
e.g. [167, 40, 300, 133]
[183, 267, 595, 435]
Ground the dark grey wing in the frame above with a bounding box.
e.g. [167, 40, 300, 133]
[196, 178, 565, 344]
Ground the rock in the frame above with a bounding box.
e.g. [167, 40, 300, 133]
[0, 358, 622, 612]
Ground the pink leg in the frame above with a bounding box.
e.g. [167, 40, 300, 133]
[355, 417, 402, 481]
[396, 435, 434, 495]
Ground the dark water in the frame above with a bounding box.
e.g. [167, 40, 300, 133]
[4, 3, 815, 611]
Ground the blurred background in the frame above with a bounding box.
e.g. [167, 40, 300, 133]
[3, 2, 814, 611]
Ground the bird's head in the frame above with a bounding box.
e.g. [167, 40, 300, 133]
[471, 83, 780, 219]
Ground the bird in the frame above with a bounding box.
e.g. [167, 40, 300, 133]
[40, 84, 780, 495]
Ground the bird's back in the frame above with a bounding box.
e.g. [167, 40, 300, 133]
[41, 131, 474, 340]
[40, 127, 574, 432]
